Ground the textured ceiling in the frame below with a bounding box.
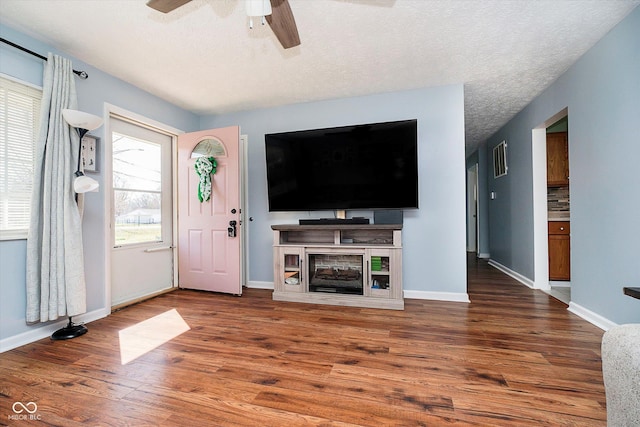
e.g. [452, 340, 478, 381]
[1, 0, 638, 154]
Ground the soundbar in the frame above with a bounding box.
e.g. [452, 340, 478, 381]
[299, 218, 370, 225]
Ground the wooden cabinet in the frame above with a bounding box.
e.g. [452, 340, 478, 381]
[547, 132, 569, 186]
[272, 224, 403, 310]
[274, 248, 304, 293]
[548, 221, 570, 280]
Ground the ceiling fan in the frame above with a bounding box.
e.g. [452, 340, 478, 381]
[146, 0, 301, 49]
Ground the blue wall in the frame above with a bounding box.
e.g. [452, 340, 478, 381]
[1, 23, 468, 348]
[200, 85, 468, 296]
[0, 24, 199, 344]
[482, 7, 640, 324]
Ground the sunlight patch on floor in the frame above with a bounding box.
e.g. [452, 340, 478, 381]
[118, 308, 190, 365]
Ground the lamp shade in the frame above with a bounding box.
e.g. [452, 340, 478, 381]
[62, 109, 103, 131]
[74, 175, 99, 193]
[246, 0, 272, 16]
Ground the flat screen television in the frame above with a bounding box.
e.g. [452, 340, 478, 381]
[265, 119, 418, 212]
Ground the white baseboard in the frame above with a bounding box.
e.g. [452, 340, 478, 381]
[403, 290, 470, 303]
[487, 260, 616, 331]
[549, 281, 571, 288]
[568, 302, 617, 331]
[478, 252, 490, 259]
[488, 259, 535, 288]
[0, 308, 108, 353]
[246, 281, 274, 290]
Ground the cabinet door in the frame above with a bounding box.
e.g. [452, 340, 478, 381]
[549, 235, 570, 280]
[547, 132, 569, 186]
[275, 248, 305, 292]
[366, 249, 393, 298]
[367, 249, 403, 300]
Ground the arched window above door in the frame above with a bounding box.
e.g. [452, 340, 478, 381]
[190, 138, 226, 158]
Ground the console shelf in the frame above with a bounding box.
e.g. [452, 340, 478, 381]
[272, 224, 403, 310]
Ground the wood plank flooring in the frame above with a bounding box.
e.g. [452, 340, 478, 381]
[0, 256, 606, 426]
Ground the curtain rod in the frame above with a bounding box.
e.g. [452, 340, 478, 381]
[0, 37, 88, 79]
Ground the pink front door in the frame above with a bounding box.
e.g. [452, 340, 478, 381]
[177, 126, 242, 295]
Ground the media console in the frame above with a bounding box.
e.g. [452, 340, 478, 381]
[271, 224, 403, 310]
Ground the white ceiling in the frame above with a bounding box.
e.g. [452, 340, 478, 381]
[1, 0, 638, 153]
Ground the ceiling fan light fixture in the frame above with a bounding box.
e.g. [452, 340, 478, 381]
[246, 0, 272, 28]
[246, 0, 272, 17]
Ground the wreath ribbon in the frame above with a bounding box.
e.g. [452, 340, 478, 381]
[194, 156, 217, 202]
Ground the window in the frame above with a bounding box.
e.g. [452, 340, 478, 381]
[0, 75, 42, 240]
[493, 140, 508, 178]
[112, 129, 168, 247]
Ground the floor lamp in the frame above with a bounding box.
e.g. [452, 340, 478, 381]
[51, 109, 103, 340]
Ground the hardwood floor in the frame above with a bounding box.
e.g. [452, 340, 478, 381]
[0, 256, 606, 426]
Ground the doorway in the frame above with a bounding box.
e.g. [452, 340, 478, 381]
[466, 163, 479, 255]
[109, 114, 178, 309]
[532, 108, 571, 304]
[546, 118, 571, 303]
[177, 126, 243, 295]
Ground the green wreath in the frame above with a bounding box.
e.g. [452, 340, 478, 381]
[194, 156, 217, 202]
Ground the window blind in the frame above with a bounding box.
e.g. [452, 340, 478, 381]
[0, 75, 42, 239]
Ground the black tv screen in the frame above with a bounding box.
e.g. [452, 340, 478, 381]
[265, 119, 418, 212]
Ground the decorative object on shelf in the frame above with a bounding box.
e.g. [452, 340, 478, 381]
[284, 277, 299, 285]
[371, 256, 382, 271]
[194, 156, 217, 202]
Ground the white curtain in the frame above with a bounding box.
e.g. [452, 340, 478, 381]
[26, 54, 86, 323]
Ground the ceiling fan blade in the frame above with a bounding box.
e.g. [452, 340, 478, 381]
[146, 0, 192, 13]
[266, 0, 300, 49]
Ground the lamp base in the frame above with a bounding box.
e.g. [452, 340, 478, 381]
[51, 317, 88, 340]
